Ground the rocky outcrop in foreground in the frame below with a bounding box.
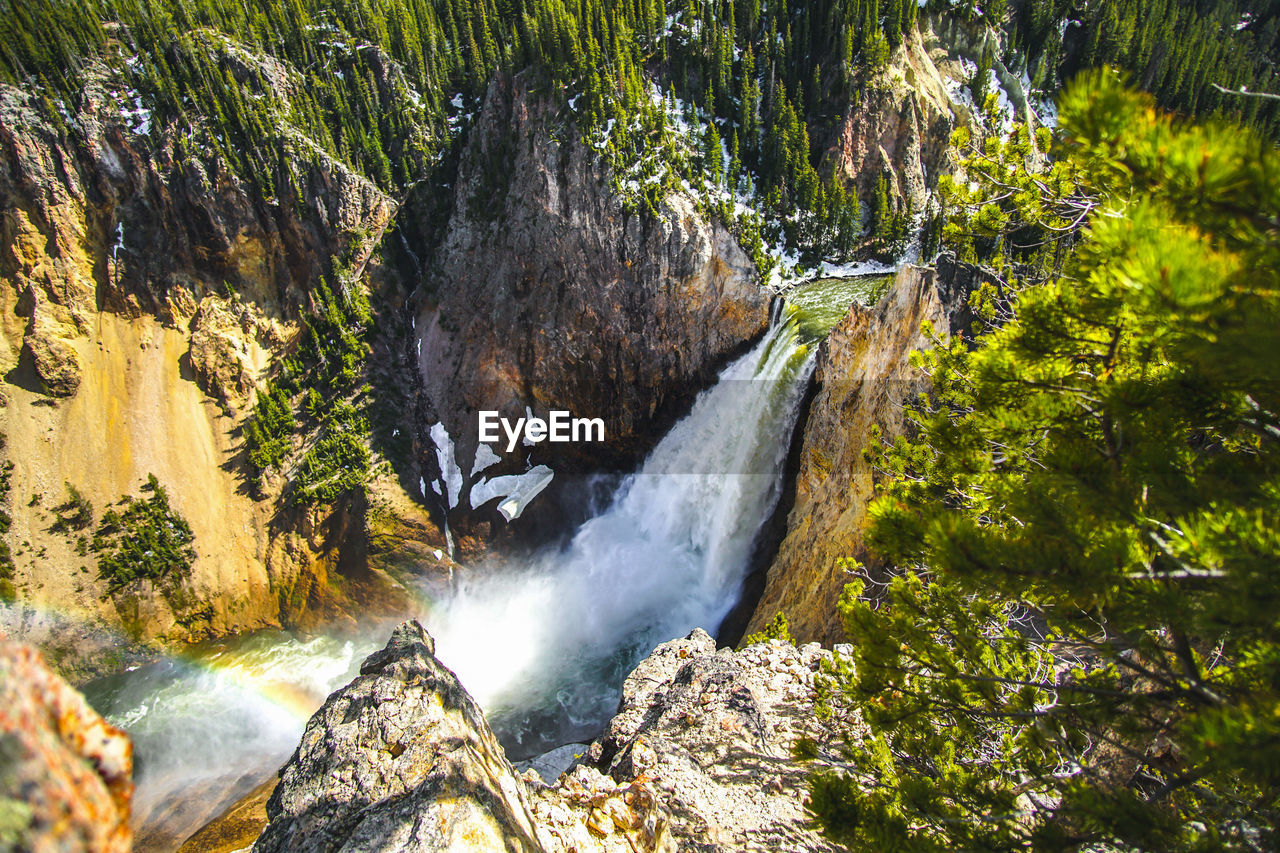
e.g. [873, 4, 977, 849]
[0, 640, 134, 852]
[554, 629, 843, 852]
[744, 259, 978, 645]
[254, 622, 844, 852]
[254, 621, 542, 851]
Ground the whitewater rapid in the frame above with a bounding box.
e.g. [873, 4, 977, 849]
[427, 308, 818, 755]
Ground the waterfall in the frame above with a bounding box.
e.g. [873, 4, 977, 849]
[428, 309, 818, 756]
[84, 303, 821, 830]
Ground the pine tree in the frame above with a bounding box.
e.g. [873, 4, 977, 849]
[702, 121, 723, 185]
[970, 41, 993, 106]
[812, 73, 1280, 852]
[727, 129, 741, 190]
[870, 172, 892, 240]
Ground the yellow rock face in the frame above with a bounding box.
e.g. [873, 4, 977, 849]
[745, 265, 959, 645]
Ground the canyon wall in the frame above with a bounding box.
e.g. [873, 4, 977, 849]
[818, 25, 982, 217]
[745, 258, 978, 645]
[0, 53, 439, 675]
[416, 74, 769, 533]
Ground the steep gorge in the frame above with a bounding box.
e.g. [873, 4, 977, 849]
[744, 257, 980, 645]
[0, 6, 987, 847]
[0, 47, 787, 676]
[2, 0, 1275, 847]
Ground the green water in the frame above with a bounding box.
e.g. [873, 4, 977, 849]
[785, 274, 893, 341]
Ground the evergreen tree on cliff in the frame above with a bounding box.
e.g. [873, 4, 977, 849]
[810, 73, 1280, 851]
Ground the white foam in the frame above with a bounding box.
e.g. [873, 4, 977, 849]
[429, 313, 817, 747]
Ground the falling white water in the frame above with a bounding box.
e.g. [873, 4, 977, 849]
[428, 309, 818, 756]
[80, 297, 834, 835]
[71, 294, 848, 841]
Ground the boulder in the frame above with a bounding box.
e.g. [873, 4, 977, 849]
[569, 630, 843, 852]
[22, 312, 81, 397]
[253, 621, 545, 852]
[0, 640, 134, 853]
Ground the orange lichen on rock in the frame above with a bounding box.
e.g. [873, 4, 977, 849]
[0, 639, 134, 853]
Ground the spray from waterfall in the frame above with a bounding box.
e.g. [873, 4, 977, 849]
[82, 631, 372, 842]
[428, 307, 818, 755]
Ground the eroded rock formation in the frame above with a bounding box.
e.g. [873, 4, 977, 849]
[744, 259, 978, 645]
[417, 74, 769, 525]
[0, 49, 438, 663]
[821, 28, 968, 213]
[254, 621, 846, 853]
[568, 629, 843, 852]
[254, 620, 545, 852]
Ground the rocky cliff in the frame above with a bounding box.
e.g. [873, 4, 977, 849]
[253, 620, 544, 851]
[744, 259, 978, 645]
[0, 50, 439, 674]
[564, 628, 843, 852]
[821, 27, 970, 214]
[0, 638, 134, 852]
[0, 55, 774, 658]
[416, 74, 769, 532]
[251, 621, 846, 853]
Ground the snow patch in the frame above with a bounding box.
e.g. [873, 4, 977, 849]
[470, 442, 502, 477]
[470, 466, 556, 521]
[119, 90, 151, 136]
[429, 422, 463, 509]
[521, 406, 537, 447]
